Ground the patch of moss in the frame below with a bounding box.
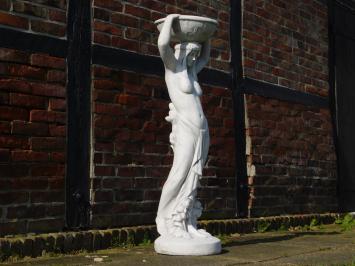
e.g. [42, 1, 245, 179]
[256, 220, 271, 233]
[278, 224, 289, 231]
[0, 250, 11, 262]
[335, 214, 355, 232]
[216, 234, 229, 245]
[138, 232, 152, 247]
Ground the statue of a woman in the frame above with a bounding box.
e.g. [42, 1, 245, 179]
[155, 14, 213, 240]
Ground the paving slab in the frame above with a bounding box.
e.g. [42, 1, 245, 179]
[4, 224, 355, 266]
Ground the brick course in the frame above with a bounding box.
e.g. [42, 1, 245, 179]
[92, 0, 231, 71]
[0, 47, 66, 236]
[0, 213, 339, 261]
[242, 0, 328, 96]
[0, 0, 67, 38]
[245, 95, 337, 216]
[242, 0, 337, 216]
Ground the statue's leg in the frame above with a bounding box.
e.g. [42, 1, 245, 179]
[157, 124, 197, 235]
[183, 130, 212, 238]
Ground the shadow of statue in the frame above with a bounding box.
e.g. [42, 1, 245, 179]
[223, 230, 341, 248]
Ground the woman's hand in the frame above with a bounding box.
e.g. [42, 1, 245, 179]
[166, 13, 180, 21]
[158, 14, 180, 47]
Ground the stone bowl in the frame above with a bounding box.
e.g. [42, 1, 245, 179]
[155, 15, 218, 43]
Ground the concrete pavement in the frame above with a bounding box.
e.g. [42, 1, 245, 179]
[5, 224, 355, 266]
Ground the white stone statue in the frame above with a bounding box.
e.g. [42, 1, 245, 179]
[153, 14, 221, 256]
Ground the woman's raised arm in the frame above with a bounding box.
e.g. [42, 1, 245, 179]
[195, 39, 211, 73]
[158, 14, 179, 71]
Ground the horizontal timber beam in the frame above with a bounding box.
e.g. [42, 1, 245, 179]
[92, 44, 232, 88]
[241, 78, 329, 109]
[0, 27, 67, 58]
[0, 27, 329, 109]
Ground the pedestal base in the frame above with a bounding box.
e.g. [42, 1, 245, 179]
[154, 235, 221, 256]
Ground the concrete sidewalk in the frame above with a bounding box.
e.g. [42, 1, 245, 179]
[5, 224, 355, 266]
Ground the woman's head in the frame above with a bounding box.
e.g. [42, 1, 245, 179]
[174, 42, 201, 67]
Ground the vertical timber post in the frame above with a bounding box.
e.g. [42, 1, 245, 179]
[327, 0, 340, 210]
[66, 0, 92, 229]
[230, 0, 249, 217]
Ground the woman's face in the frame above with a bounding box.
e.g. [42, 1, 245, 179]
[186, 49, 200, 67]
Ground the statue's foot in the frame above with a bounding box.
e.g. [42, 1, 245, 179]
[169, 227, 191, 239]
[197, 229, 212, 238]
[187, 225, 212, 238]
[155, 219, 221, 255]
[156, 217, 168, 236]
[154, 233, 221, 255]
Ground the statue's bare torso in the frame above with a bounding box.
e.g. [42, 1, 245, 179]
[165, 67, 205, 129]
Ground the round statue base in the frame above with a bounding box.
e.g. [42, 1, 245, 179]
[154, 235, 221, 256]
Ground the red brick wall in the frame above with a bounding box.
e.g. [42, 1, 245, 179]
[91, 66, 236, 228]
[243, 0, 328, 96]
[242, 0, 338, 216]
[0, 47, 66, 236]
[92, 0, 230, 71]
[0, 0, 67, 236]
[0, 0, 339, 236]
[0, 0, 236, 234]
[0, 0, 67, 38]
[245, 95, 337, 216]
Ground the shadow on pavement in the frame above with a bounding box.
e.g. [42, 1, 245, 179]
[220, 249, 229, 255]
[223, 231, 341, 247]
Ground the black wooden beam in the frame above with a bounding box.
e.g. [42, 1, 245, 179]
[317, 0, 328, 5]
[0, 26, 332, 112]
[92, 44, 231, 87]
[0, 27, 67, 58]
[334, 0, 355, 12]
[92, 44, 164, 76]
[198, 67, 231, 88]
[93, 43, 330, 112]
[328, 0, 341, 211]
[241, 78, 329, 108]
[230, 0, 248, 218]
[66, 0, 91, 229]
